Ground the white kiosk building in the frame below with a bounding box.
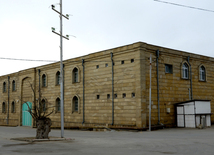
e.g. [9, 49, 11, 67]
[175, 100, 212, 128]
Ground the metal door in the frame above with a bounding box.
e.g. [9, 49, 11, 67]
[177, 106, 185, 127]
[22, 102, 32, 126]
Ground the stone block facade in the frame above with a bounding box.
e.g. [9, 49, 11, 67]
[0, 42, 213, 128]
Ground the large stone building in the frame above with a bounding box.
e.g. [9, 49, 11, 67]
[0, 42, 213, 128]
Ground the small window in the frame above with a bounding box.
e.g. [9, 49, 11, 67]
[131, 59, 134, 63]
[56, 98, 60, 112]
[123, 93, 126, 98]
[2, 102, 6, 113]
[182, 63, 189, 79]
[132, 93, 135, 98]
[3, 82, 6, 93]
[73, 68, 78, 83]
[11, 101, 15, 113]
[97, 95, 100, 99]
[105, 63, 108, 67]
[56, 71, 60, 85]
[165, 64, 173, 74]
[42, 74, 47, 87]
[199, 66, 206, 81]
[41, 99, 46, 112]
[114, 94, 117, 99]
[121, 60, 124, 64]
[96, 65, 99, 69]
[12, 80, 16, 91]
[73, 96, 78, 112]
[107, 94, 110, 99]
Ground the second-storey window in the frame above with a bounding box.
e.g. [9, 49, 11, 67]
[42, 74, 47, 87]
[73, 68, 78, 83]
[182, 63, 189, 79]
[56, 71, 60, 85]
[199, 66, 206, 81]
[3, 82, 6, 93]
[12, 80, 16, 91]
[165, 64, 173, 74]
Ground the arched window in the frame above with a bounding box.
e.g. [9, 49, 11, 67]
[182, 63, 189, 79]
[2, 102, 6, 113]
[11, 101, 15, 113]
[56, 98, 60, 112]
[3, 82, 6, 93]
[200, 66, 206, 81]
[41, 99, 46, 112]
[73, 68, 78, 83]
[73, 96, 78, 112]
[56, 71, 60, 85]
[12, 80, 16, 91]
[42, 74, 47, 87]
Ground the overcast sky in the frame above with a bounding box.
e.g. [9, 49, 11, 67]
[0, 0, 214, 76]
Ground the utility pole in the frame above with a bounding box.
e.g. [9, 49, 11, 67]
[149, 54, 152, 131]
[51, 0, 69, 138]
[7, 76, 10, 125]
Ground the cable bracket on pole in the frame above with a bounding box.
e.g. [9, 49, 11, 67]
[51, 4, 69, 39]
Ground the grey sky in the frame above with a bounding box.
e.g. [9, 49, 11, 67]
[0, 0, 214, 76]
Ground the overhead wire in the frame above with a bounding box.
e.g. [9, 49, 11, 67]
[0, 57, 57, 62]
[0, 57, 146, 63]
[154, 0, 214, 13]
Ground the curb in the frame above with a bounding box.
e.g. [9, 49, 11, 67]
[10, 137, 74, 142]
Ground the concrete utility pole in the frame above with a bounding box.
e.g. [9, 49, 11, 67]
[7, 76, 10, 125]
[51, 0, 69, 138]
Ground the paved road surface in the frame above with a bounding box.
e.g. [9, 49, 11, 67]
[0, 126, 214, 155]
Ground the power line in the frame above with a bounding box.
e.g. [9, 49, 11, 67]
[154, 0, 214, 13]
[0, 57, 57, 62]
[0, 57, 146, 63]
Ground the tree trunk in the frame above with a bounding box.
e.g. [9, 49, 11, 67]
[36, 118, 52, 139]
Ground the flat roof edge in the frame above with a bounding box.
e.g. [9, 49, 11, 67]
[174, 99, 211, 105]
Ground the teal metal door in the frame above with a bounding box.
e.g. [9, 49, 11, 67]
[22, 102, 32, 126]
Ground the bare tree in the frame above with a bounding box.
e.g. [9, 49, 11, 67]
[24, 82, 54, 139]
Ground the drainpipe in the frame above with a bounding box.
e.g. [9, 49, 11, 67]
[7, 76, 10, 125]
[38, 69, 41, 117]
[82, 59, 85, 124]
[187, 56, 193, 100]
[111, 52, 114, 125]
[156, 50, 160, 125]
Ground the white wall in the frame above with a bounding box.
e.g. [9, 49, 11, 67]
[195, 101, 211, 114]
[185, 115, 195, 128]
[184, 103, 194, 114]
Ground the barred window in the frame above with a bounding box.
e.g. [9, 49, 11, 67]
[56, 71, 60, 85]
[42, 74, 47, 87]
[12, 80, 16, 91]
[73, 68, 78, 83]
[165, 64, 173, 74]
[3, 82, 6, 93]
[2, 102, 6, 113]
[41, 99, 46, 112]
[73, 96, 78, 112]
[56, 98, 60, 112]
[11, 101, 15, 113]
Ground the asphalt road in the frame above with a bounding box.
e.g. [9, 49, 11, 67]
[0, 126, 214, 155]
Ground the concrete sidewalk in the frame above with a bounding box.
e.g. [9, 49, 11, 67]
[0, 126, 214, 155]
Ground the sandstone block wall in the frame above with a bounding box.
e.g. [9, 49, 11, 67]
[0, 42, 214, 128]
